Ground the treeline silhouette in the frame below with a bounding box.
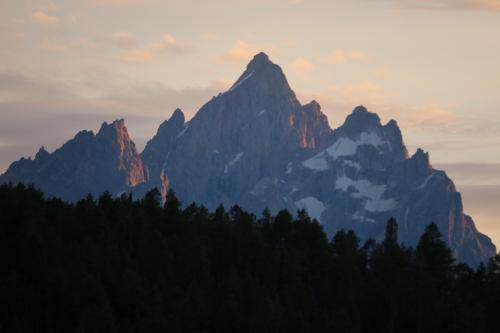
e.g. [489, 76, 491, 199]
[0, 183, 499, 333]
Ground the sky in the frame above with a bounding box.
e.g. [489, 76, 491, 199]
[1, 0, 499, 247]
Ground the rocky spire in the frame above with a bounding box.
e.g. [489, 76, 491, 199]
[226, 52, 298, 105]
[141, 108, 187, 185]
[35, 146, 50, 161]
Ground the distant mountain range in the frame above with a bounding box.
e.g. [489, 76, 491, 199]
[1, 52, 495, 266]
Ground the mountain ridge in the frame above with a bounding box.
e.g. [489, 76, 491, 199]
[1, 52, 495, 266]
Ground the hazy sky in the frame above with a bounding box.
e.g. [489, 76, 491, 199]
[1, 0, 499, 246]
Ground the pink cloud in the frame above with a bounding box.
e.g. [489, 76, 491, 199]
[91, 0, 146, 6]
[218, 40, 259, 63]
[316, 50, 367, 65]
[398, 0, 500, 11]
[286, 57, 314, 73]
[121, 48, 154, 64]
[109, 32, 138, 49]
[218, 40, 280, 64]
[32, 11, 59, 25]
[120, 33, 193, 64]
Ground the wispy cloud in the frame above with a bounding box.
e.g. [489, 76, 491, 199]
[0, 69, 231, 172]
[201, 32, 218, 41]
[90, 0, 147, 6]
[41, 39, 97, 52]
[391, 0, 500, 12]
[32, 11, 59, 25]
[218, 40, 280, 64]
[120, 33, 193, 64]
[316, 50, 367, 65]
[307, 81, 387, 110]
[408, 105, 459, 129]
[218, 40, 260, 63]
[122, 48, 154, 63]
[150, 33, 193, 53]
[287, 57, 314, 73]
[109, 32, 139, 49]
[434, 162, 500, 185]
[298, 82, 460, 133]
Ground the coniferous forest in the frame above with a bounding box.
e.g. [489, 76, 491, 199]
[1, 183, 499, 333]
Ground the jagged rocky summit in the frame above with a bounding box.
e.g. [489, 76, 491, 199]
[1, 52, 495, 266]
[1, 119, 147, 201]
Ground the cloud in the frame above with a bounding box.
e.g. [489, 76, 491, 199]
[316, 50, 367, 65]
[310, 81, 386, 109]
[294, 80, 389, 129]
[392, 0, 500, 12]
[218, 40, 280, 64]
[150, 33, 193, 53]
[434, 163, 500, 185]
[91, 0, 146, 6]
[48, 1, 58, 11]
[109, 32, 138, 49]
[41, 39, 97, 52]
[287, 57, 314, 73]
[456, 184, 500, 247]
[201, 32, 218, 41]
[0, 20, 26, 39]
[218, 40, 260, 63]
[120, 33, 193, 64]
[122, 48, 154, 63]
[40, 32, 137, 54]
[408, 105, 459, 129]
[65, 15, 78, 25]
[0, 70, 231, 172]
[32, 11, 59, 25]
[297, 82, 462, 134]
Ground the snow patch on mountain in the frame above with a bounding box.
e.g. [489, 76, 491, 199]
[176, 123, 189, 138]
[224, 152, 244, 174]
[343, 160, 361, 171]
[295, 196, 325, 221]
[302, 131, 385, 171]
[335, 175, 397, 212]
[230, 71, 254, 91]
[302, 152, 329, 171]
[353, 211, 376, 223]
[418, 173, 435, 190]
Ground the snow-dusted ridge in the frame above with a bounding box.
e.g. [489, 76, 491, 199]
[303, 131, 385, 171]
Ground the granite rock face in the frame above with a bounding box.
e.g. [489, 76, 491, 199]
[282, 106, 495, 266]
[0, 119, 147, 201]
[1, 53, 495, 266]
[141, 52, 333, 209]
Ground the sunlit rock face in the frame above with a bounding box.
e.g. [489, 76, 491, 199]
[141, 52, 333, 208]
[98, 119, 148, 187]
[1, 52, 495, 266]
[0, 119, 147, 201]
[285, 106, 495, 266]
[141, 53, 494, 266]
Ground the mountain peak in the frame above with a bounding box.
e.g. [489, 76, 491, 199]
[411, 148, 431, 169]
[74, 130, 95, 142]
[353, 105, 369, 114]
[247, 52, 271, 69]
[170, 108, 185, 123]
[341, 106, 382, 133]
[226, 51, 296, 103]
[35, 146, 50, 161]
[305, 100, 321, 111]
[97, 119, 127, 137]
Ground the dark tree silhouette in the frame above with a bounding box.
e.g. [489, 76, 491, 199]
[0, 183, 498, 333]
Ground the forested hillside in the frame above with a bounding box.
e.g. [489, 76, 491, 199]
[1, 183, 499, 333]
